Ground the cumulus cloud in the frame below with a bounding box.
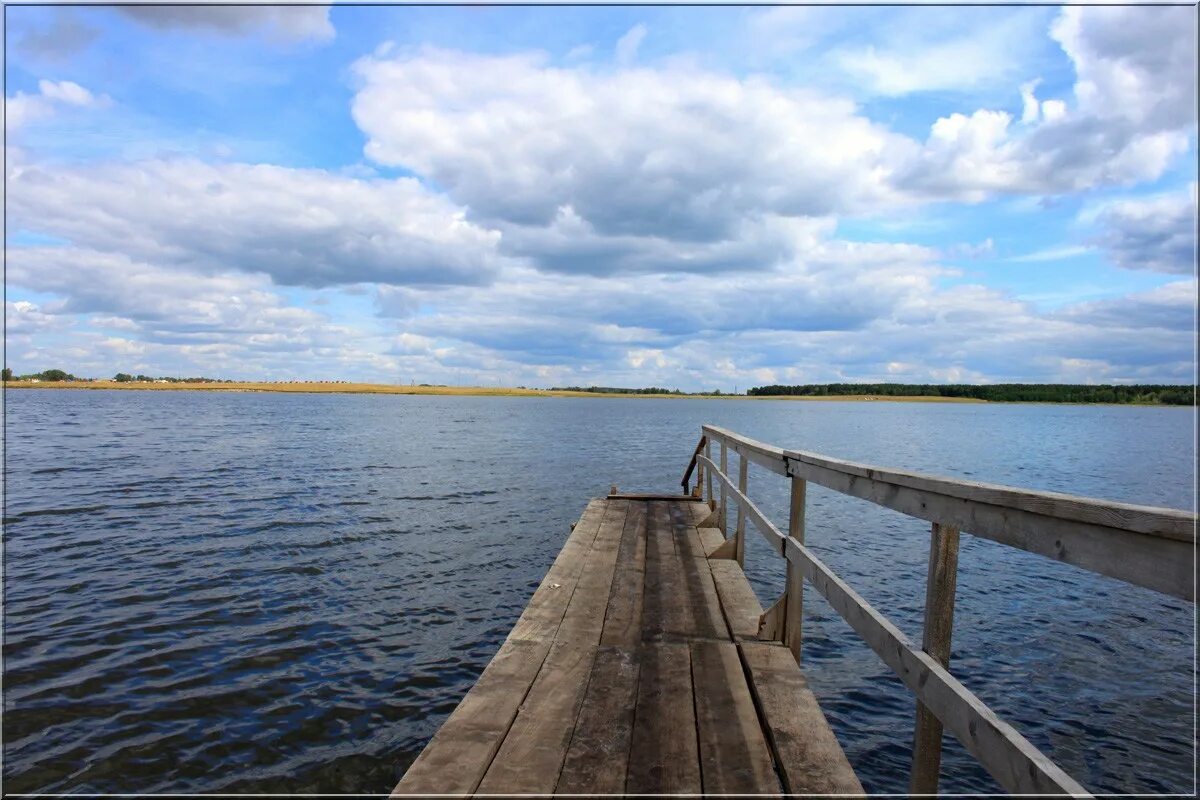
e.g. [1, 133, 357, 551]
[6, 158, 507, 288]
[116, 6, 334, 43]
[5, 79, 107, 131]
[352, 48, 910, 239]
[6, 247, 327, 340]
[899, 6, 1196, 200]
[1091, 187, 1197, 274]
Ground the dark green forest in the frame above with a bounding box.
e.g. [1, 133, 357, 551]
[746, 383, 1196, 405]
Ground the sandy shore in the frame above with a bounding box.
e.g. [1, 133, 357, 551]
[4, 380, 984, 402]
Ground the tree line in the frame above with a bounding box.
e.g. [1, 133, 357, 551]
[746, 383, 1197, 405]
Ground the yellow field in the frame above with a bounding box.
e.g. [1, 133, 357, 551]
[4, 380, 985, 402]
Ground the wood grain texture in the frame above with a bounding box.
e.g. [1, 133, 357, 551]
[709, 559, 764, 641]
[599, 502, 647, 650]
[476, 641, 598, 794]
[740, 641, 864, 796]
[691, 640, 781, 794]
[625, 642, 702, 794]
[556, 646, 640, 794]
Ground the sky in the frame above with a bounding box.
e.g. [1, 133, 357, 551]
[3, 4, 1197, 390]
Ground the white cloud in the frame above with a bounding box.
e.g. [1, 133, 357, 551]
[6, 158, 507, 288]
[352, 47, 910, 238]
[116, 6, 334, 43]
[615, 24, 647, 66]
[1090, 186, 1198, 274]
[5, 79, 107, 131]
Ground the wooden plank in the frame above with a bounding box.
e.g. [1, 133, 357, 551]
[508, 499, 609, 643]
[910, 522, 961, 794]
[476, 641, 598, 794]
[642, 501, 686, 640]
[609, 492, 692, 500]
[739, 641, 864, 795]
[697, 526, 724, 555]
[783, 536, 1091, 797]
[670, 502, 728, 640]
[558, 501, 629, 644]
[556, 646, 640, 794]
[393, 637, 553, 795]
[708, 559, 764, 641]
[625, 642, 702, 793]
[599, 502, 647, 649]
[785, 456, 1193, 601]
[690, 640, 781, 794]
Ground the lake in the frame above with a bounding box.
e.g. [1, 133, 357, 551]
[2, 389, 1193, 793]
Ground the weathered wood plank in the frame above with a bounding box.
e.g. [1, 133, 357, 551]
[558, 500, 629, 644]
[476, 641, 598, 794]
[625, 642, 702, 793]
[691, 640, 781, 794]
[784, 536, 1091, 796]
[697, 526, 725, 555]
[704, 423, 1195, 599]
[788, 456, 1193, 601]
[739, 641, 864, 796]
[708, 559, 764, 642]
[735, 453, 748, 566]
[599, 502, 647, 649]
[556, 646, 640, 794]
[508, 500, 609, 643]
[392, 637, 554, 795]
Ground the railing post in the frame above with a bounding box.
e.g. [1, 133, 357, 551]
[784, 476, 807, 663]
[735, 453, 748, 566]
[719, 442, 728, 535]
[909, 521, 961, 796]
[704, 439, 714, 508]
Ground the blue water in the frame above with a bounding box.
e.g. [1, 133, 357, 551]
[2, 390, 1194, 793]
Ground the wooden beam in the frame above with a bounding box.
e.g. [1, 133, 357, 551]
[782, 536, 1091, 797]
[735, 454, 748, 567]
[784, 477, 807, 663]
[784, 456, 1193, 601]
[701, 423, 1195, 600]
[910, 522, 961, 795]
[708, 534, 738, 561]
[757, 594, 786, 641]
[681, 435, 707, 492]
[704, 438, 714, 507]
[696, 455, 786, 556]
[719, 441, 728, 535]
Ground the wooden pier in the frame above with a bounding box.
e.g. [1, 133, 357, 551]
[395, 426, 1195, 797]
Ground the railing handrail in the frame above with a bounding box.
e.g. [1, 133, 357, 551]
[685, 425, 1196, 797]
[701, 424, 1196, 600]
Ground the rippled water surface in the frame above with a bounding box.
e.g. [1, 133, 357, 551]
[3, 390, 1194, 794]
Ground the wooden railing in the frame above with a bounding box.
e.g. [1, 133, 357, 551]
[682, 425, 1195, 797]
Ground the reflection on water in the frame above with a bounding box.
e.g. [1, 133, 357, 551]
[2, 390, 1193, 793]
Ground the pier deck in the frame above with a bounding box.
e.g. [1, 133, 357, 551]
[394, 495, 862, 795]
[395, 426, 1194, 797]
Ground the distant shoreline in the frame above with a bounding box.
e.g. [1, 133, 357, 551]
[5, 380, 988, 402]
[6, 380, 1188, 405]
